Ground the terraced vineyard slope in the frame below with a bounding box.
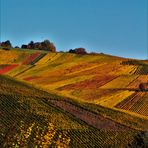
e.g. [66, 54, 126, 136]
[1, 75, 144, 147]
[0, 48, 148, 147]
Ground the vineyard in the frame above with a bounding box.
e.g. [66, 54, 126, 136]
[115, 92, 148, 116]
[0, 64, 18, 74]
[129, 93, 148, 116]
[134, 65, 148, 75]
[22, 52, 43, 65]
[0, 49, 148, 147]
[0, 75, 141, 147]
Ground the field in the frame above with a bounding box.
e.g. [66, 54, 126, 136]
[0, 48, 148, 147]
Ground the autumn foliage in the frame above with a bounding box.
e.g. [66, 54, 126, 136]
[0, 64, 18, 74]
[69, 48, 87, 54]
[21, 40, 56, 52]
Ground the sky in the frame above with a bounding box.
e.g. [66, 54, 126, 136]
[0, 0, 148, 59]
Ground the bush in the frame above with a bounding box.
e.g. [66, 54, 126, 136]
[68, 48, 87, 54]
[21, 45, 28, 49]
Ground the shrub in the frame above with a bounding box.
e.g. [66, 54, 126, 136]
[129, 131, 148, 147]
[68, 48, 87, 54]
[21, 45, 28, 49]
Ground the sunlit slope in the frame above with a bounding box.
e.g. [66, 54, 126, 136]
[0, 49, 41, 64]
[8, 52, 138, 89]
[0, 49, 148, 119]
[0, 49, 47, 75]
[0, 49, 28, 64]
[1, 75, 143, 147]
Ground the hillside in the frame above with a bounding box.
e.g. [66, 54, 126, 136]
[1, 75, 148, 147]
[0, 48, 148, 147]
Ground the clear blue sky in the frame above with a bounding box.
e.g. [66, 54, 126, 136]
[0, 0, 147, 59]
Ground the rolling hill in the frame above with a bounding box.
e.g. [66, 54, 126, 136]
[0, 48, 148, 147]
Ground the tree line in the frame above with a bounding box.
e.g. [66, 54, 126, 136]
[0, 40, 88, 54]
[0, 40, 56, 52]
